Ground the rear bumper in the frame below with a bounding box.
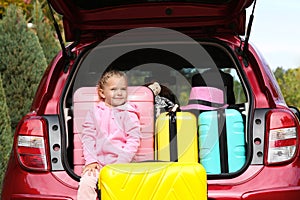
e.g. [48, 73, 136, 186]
[1, 169, 77, 200]
[11, 194, 73, 200]
[207, 165, 300, 200]
[241, 187, 300, 200]
[208, 187, 300, 200]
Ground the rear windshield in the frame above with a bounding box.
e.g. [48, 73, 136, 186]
[72, 46, 246, 106]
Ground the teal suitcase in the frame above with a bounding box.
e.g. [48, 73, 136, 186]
[199, 109, 246, 174]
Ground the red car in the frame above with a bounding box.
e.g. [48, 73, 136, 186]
[2, 0, 300, 199]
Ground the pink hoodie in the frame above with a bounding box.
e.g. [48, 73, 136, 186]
[81, 101, 141, 167]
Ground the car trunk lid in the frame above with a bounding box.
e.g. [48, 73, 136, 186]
[48, 0, 254, 42]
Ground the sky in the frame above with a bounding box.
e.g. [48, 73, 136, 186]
[246, 0, 300, 70]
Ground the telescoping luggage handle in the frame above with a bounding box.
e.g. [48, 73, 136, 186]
[167, 106, 230, 167]
[217, 109, 229, 173]
[167, 104, 179, 162]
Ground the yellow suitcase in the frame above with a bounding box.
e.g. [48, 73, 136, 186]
[99, 162, 207, 200]
[156, 112, 198, 162]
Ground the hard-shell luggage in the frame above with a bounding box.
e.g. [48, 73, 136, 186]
[199, 109, 245, 174]
[73, 86, 154, 175]
[99, 162, 207, 200]
[156, 110, 198, 162]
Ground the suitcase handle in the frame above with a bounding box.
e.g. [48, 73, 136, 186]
[169, 111, 178, 162]
[167, 104, 179, 162]
[217, 109, 229, 173]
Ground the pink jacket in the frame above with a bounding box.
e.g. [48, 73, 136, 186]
[81, 101, 141, 167]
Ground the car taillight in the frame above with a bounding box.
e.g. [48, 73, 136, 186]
[266, 109, 299, 165]
[16, 116, 50, 171]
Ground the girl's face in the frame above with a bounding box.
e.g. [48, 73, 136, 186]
[99, 75, 128, 107]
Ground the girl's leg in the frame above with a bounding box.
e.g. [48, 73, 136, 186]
[77, 171, 99, 200]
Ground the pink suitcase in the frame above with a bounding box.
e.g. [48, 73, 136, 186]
[73, 86, 155, 175]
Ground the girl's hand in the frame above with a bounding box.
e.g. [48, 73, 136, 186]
[82, 162, 100, 176]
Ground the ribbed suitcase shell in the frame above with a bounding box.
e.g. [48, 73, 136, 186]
[156, 112, 198, 162]
[73, 86, 154, 175]
[99, 162, 207, 200]
[199, 109, 245, 174]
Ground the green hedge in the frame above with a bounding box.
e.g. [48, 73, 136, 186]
[0, 4, 47, 129]
[0, 74, 12, 194]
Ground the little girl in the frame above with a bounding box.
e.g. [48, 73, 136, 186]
[77, 70, 141, 199]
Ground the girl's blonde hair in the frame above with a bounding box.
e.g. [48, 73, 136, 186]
[97, 70, 127, 99]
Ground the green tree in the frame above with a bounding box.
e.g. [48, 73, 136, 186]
[0, 4, 47, 130]
[276, 67, 300, 109]
[32, 1, 60, 63]
[0, 74, 13, 193]
[274, 67, 285, 83]
[233, 79, 246, 104]
[0, 0, 33, 19]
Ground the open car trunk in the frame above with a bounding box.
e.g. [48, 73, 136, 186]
[59, 28, 250, 181]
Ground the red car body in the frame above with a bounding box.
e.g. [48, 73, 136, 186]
[2, 0, 300, 199]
